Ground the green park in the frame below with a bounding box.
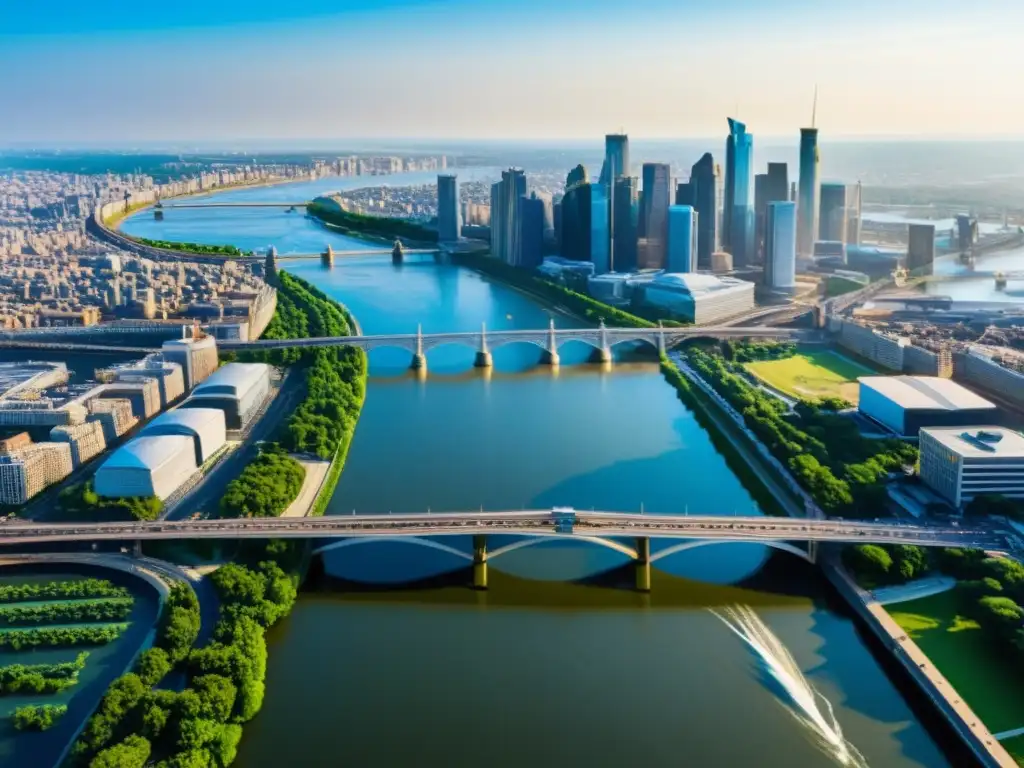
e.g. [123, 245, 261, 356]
[744, 349, 873, 403]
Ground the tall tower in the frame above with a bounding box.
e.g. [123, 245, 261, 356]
[724, 118, 754, 267]
[765, 201, 797, 290]
[667, 205, 699, 273]
[600, 134, 629, 186]
[640, 163, 671, 269]
[437, 174, 461, 243]
[797, 91, 821, 257]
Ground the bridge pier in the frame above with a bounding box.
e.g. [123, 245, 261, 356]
[410, 325, 427, 372]
[592, 320, 612, 364]
[475, 322, 493, 368]
[472, 534, 488, 590]
[321, 245, 335, 268]
[635, 537, 651, 592]
[153, 210, 164, 221]
[540, 318, 560, 366]
[807, 540, 818, 564]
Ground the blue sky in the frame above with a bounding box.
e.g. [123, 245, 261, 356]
[1, 0, 1021, 144]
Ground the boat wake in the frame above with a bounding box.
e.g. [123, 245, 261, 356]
[712, 605, 869, 767]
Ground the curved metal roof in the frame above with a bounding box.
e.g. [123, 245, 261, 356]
[140, 407, 225, 435]
[99, 435, 193, 472]
[191, 363, 269, 399]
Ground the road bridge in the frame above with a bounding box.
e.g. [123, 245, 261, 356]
[159, 202, 310, 209]
[0, 509, 1005, 590]
[275, 249, 437, 260]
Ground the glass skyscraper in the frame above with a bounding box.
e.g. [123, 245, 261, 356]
[612, 176, 639, 273]
[491, 168, 527, 265]
[436, 174, 461, 243]
[517, 193, 546, 269]
[797, 127, 820, 257]
[667, 205, 699, 273]
[641, 162, 671, 269]
[819, 182, 847, 243]
[764, 201, 797, 290]
[724, 118, 754, 267]
[590, 184, 610, 275]
[600, 134, 629, 186]
[689, 153, 717, 270]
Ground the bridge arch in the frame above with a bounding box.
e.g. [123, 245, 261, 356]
[312, 536, 473, 560]
[649, 539, 812, 564]
[488, 535, 638, 561]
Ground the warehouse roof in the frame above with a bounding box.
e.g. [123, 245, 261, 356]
[140, 408, 225, 435]
[99, 435, 193, 472]
[858, 376, 996, 411]
[922, 427, 1024, 459]
[191, 363, 269, 400]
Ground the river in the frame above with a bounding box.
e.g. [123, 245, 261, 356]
[122, 174, 949, 767]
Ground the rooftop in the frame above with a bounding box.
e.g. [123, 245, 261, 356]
[922, 427, 1024, 459]
[141, 407, 226, 433]
[858, 375, 996, 411]
[100, 435, 193, 472]
[191, 363, 269, 399]
[649, 272, 754, 296]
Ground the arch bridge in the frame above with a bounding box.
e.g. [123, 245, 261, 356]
[0, 509, 1003, 592]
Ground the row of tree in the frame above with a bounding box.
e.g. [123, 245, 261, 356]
[843, 544, 930, 588]
[58, 481, 163, 523]
[0, 578, 129, 604]
[719, 340, 798, 364]
[687, 346, 917, 516]
[0, 652, 88, 696]
[220, 449, 306, 519]
[0, 598, 135, 627]
[307, 200, 439, 243]
[0, 624, 126, 651]
[13, 704, 67, 732]
[73, 550, 299, 768]
[136, 238, 245, 257]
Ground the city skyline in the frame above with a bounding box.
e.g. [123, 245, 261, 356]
[2, 0, 1023, 144]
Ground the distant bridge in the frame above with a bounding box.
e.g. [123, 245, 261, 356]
[275, 249, 437, 261]
[0, 509, 1004, 590]
[158, 202, 310, 209]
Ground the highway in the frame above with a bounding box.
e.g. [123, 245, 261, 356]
[0, 510, 1007, 550]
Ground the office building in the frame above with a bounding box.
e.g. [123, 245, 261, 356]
[612, 176, 639, 273]
[139, 408, 227, 466]
[957, 214, 978, 251]
[920, 427, 1024, 508]
[94, 435, 197, 500]
[97, 379, 161, 420]
[667, 206, 699, 273]
[162, 333, 218, 391]
[600, 134, 629, 185]
[724, 119, 754, 266]
[819, 183, 847, 243]
[88, 398, 137, 442]
[857, 375, 997, 437]
[907, 224, 937, 275]
[590, 184, 611, 275]
[797, 127, 820, 257]
[846, 181, 863, 245]
[640, 163, 671, 269]
[490, 168, 528, 265]
[50, 422, 107, 467]
[437, 174, 461, 243]
[756, 163, 790, 262]
[754, 173, 768, 261]
[764, 201, 797, 290]
[0, 442, 73, 505]
[689, 153, 718, 270]
[642, 273, 755, 324]
[560, 178, 593, 264]
[181, 363, 271, 430]
[517, 193, 546, 270]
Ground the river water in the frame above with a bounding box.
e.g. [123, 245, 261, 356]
[122, 174, 949, 767]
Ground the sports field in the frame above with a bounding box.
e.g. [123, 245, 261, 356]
[744, 350, 873, 403]
[889, 590, 1024, 736]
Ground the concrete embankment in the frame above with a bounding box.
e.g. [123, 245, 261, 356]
[823, 553, 1016, 768]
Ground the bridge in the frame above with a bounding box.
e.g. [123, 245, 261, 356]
[275, 249, 437, 261]
[0, 323, 810, 361]
[158, 202, 310, 209]
[217, 321, 812, 368]
[0, 510, 1002, 590]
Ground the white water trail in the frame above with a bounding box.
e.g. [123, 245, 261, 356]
[711, 605, 869, 768]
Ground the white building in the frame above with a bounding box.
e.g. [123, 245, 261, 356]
[94, 435, 197, 500]
[139, 408, 226, 465]
[181, 363, 270, 430]
[162, 334, 219, 390]
[764, 201, 797, 291]
[920, 427, 1024, 508]
[857, 376, 998, 437]
[641, 273, 755, 324]
[666, 205, 698, 274]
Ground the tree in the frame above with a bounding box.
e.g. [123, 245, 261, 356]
[135, 648, 172, 687]
[192, 675, 237, 723]
[89, 735, 151, 768]
[844, 544, 893, 586]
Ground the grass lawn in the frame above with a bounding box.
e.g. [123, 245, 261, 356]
[889, 590, 1024, 736]
[744, 350, 873, 403]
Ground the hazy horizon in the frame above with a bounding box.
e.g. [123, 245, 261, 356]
[2, 0, 1022, 144]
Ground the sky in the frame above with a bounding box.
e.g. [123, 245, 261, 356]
[1, 0, 1022, 145]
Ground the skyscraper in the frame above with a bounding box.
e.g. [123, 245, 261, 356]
[818, 182, 847, 243]
[490, 168, 528, 265]
[688, 153, 718, 270]
[613, 176, 639, 273]
[560, 175, 592, 264]
[797, 127, 820, 257]
[640, 162, 671, 269]
[600, 134, 629, 186]
[764, 201, 797, 290]
[756, 163, 789, 263]
[590, 184, 610, 275]
[754, 173, 768, 262]
[846, 181, 863, 246]
[437, 174, 461, 243]
[517, 193, 546, 270]
[724, 118, 754, 267]
[765, 163, 789, 204]
[667, 205, 699, 273]
[907, 224, 936, 275]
